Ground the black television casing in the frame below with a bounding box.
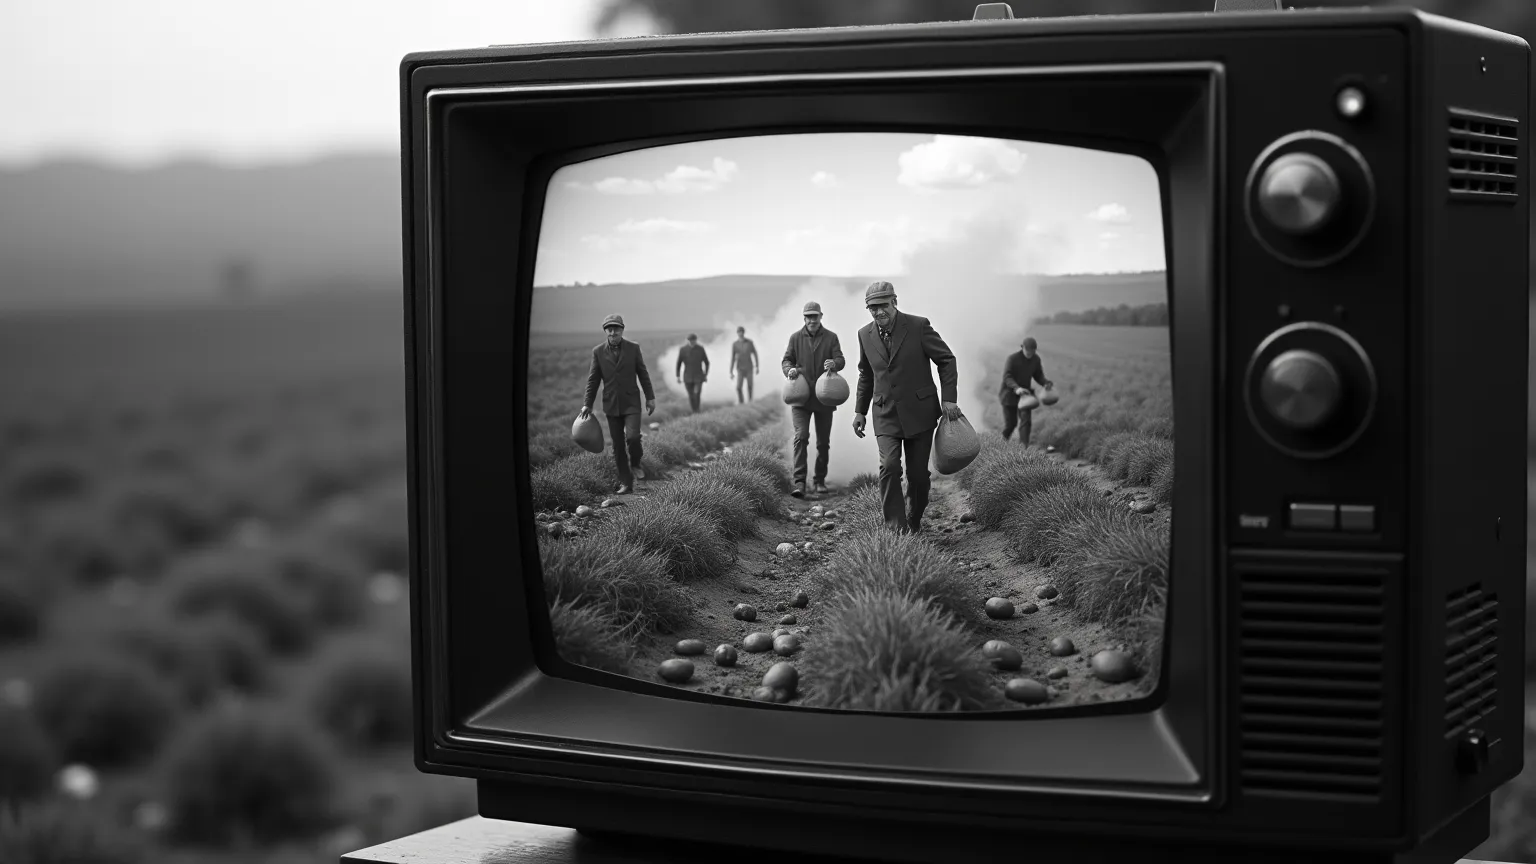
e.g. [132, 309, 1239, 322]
[399, 7, 1529, 863]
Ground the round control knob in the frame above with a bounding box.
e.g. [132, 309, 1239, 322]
[1256, 153, 1341, 235]
[1259, 349, 1343, 430]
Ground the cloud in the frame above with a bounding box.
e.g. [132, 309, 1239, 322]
[614, 218, 712, 236]
[784, 227, 827, 246]
[574, 157, 740, 195]
[810, 171, 840, 189]
[1098, 231, 1121, 241]
[1086, 203, 1131, 223]
[896, 135, 1027, 190]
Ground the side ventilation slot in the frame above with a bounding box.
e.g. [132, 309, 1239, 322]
[1448, 108, 1518, 201]
[1237, 569, 1386, 804]
[1443, 584, 1498, 739]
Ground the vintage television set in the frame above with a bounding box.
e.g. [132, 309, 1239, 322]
[398, 2, 1529, 862]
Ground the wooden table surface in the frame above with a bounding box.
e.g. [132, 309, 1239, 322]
[342, 817, 1517, 864]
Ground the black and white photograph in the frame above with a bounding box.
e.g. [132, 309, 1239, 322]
[529, 132, 1174, 712]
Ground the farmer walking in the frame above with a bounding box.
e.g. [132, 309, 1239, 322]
[782, 301, 846, 498]
[581, 314, 655, 495]
[852, 281, 961, 535]
[730, 326, 760, 403]
[999, 336, 1055, 447]
[676, 333, 710, 413]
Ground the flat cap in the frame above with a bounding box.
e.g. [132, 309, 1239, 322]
[864, 281, 896, 303]
[803, 301, 822, 315]
[601, 313, 625, 330]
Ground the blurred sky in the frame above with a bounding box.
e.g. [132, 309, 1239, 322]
[535, 133, 1166, 281]
[0, 0, 621, 168]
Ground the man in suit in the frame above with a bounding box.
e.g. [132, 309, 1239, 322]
[580, 314, 656, 495]
[781, 301, 846, 498]
[730, 326, 759, 403]
[675, 333, 710, 413]
[999, 336, 1055, 447]
[852, 281, 962, 535]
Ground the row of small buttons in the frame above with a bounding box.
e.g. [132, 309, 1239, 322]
[1289, 502, 1376, 532]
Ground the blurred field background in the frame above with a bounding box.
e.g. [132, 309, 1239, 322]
[2, 0, 1534, 862]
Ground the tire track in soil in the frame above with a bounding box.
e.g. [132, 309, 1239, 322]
[619, 439, 1167, 712]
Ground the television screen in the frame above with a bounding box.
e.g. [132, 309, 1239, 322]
[528, 131, 1171, 714]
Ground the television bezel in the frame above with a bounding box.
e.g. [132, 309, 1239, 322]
[404, 55, 1222, 819]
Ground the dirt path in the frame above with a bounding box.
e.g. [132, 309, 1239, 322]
[620, 443, 1165, 712]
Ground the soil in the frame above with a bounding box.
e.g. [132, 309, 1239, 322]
[559, 438, 1167, 713]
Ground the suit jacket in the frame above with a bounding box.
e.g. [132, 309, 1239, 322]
[780, 326, 846, 412]
[999, 351, 1052, 403]
[584, 339, 655, 416]
[731, 338, 759, 371]
[854, 310, 958, 438]
[676, 343, 710, 384]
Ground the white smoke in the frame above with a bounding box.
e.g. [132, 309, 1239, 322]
[658, 210, 1050, 486]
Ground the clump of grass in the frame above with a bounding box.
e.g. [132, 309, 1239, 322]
[1085, 430, 1139, 465]
[1035, 504, 1138, 574]
[1031, 418, 1094, 458]
[268, 536, 370, 627]
[0, 569, 43, 646]
[105, 474, 229, 550]
[32, 654, 181, 768]
[837, 484, 891, 535]
[1138, 415, 1174, 440]
[4, 450, 94, 505]
[648, 474, 758, 541]
[1002, 483, 1119, 565]
[812, 531, 978, 627]
[1118, 437, 1175, 486]
[160, 703, 342, 848]
[308, 644, 413, 750]
[165, 565, 316, 655]
[0, 706, 59, 803]
[548, 598, 633, 675]
[0, 800, 152, 864]
[106, 613, 269, 707]
[538, 540, 692, 639]
[968, 452, 1085, 529]
[529, 453, 616, 512]
[716, 445, 792, 494]
[697, 463, 783, 517]
[801, 587, 1001, 712]
[1149, 458, 1174, 505]
[845, 472, 878, 494]
[1055, 514, 1171, 624]
[589, 503, 734, 583]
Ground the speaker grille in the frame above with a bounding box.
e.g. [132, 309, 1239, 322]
[1443, 584, 1498, 739]
[1448, 108, 1518, 201]
[1237, 569, 1386, 803]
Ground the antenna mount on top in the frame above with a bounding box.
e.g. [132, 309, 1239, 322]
[973, 3, 1015, 20]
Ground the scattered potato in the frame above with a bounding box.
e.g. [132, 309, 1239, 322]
[763, 662, 798, 697]
[1091, 650, 1140, 683]
[981, 640, 1023, 671]
[713, 645, 737, 667]
[732, 604, 757, 622]
[779, 614, 797, 625]
[772, 634, 801, 656]
[1036, 585, 1059, 600]
[984, 598, 1015, 620]
[1005, 679, 1049, 704]
[1049, 637, 1077, 657]
[791, 591, 809, 609]
[742, 633, 774, 653]
[674, 639, 706, 656]
[657, 659, 693, 684]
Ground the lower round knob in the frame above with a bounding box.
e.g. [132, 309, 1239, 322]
[1260, 349, 1343, 431]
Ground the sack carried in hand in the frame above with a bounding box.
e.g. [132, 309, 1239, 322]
[1018, 391, 1041, 410]
[814, 370, 850, 406]
[933, 413, 981, 475]
[571, 412, 605, 453]
[1040, 387, 1059, 406]
[783, 373, 811, 406]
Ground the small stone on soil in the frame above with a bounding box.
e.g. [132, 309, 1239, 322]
[1090, 650, 1140, 683]
[713, 645, 738, 667]
[773, 635, 802, 656]
[1005, 679, 1049, 705]
[658, 659, 694, 684]
[985, 598, 1015, 619]
[1047, 665, 1069, 680]
[733, 604, 758, 622]
[1019, 602, 1038, 614]
[960, 513, 976, 523]
[779, 614, 797, 625]
[1036, 585, 1059, 601]
[1049, 637, 1077, 657]
[675, 639, 706, 656]
[791, 591, 809, 608]
[763, 662, 799, 696]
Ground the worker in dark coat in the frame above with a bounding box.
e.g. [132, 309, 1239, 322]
[999, 336, 1055, 447]
[730, 326, 760, 403]
[781, 301, 846, 497]
[675, 333, 710, 413]
[581, 314, 655, 495]
[852, 281, 962, 535]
